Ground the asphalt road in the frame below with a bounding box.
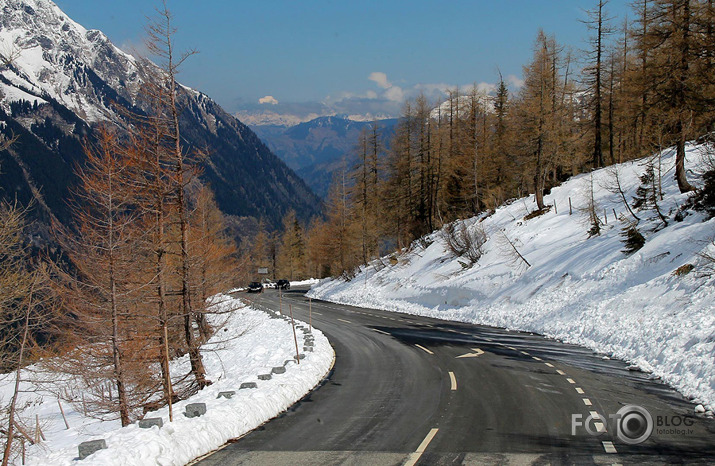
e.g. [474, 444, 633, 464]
[197, 287, 715, 465]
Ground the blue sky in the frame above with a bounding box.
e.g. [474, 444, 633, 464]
[53, 0, 629, 118]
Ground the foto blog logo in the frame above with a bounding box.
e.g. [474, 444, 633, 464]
[572, 404, 654, 445]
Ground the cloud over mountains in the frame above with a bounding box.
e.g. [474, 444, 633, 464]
[238, 71, 524, 126]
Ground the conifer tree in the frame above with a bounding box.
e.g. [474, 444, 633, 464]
[54, 128, 149, 427]
[146, 1, 209, 389]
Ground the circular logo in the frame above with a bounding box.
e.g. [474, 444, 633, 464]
[614, 404, 653, 445]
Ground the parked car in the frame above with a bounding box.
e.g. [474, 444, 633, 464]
[276, 279, 290, 290]
[247, 282, 263, 293]
[261, 278, 276, 289]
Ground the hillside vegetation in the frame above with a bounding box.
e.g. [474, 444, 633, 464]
[310, 142, 715, 410]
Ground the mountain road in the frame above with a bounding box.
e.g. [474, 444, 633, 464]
[197, 287, 715, 465]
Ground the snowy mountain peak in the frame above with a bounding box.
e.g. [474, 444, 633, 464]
[0, 0, 322, 230]
[0, 0, 144, 122]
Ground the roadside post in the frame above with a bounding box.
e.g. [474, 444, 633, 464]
[289, 304, 300, 364]
[309, 297, 312, 332]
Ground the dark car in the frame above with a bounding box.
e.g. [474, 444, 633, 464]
[247, 282, 263, 293]
[276, 279, 290, 290]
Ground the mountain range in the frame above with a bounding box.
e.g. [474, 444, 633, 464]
[251, 116, 397, 198]
[0, 0, 321, 240]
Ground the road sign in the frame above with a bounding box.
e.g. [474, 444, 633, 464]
[257, 267, 268, 275]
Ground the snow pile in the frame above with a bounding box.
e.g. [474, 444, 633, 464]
[290, 278, 320, 287]
[0, 295, 333, 465]
[309, 143, 715, 410]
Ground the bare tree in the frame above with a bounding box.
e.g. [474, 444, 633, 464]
[602, 165, 641, 221]
[0, 203, 54, 466]
[497, 230, 531, 270]
[53, 128, 152, 426]
[582, 0, 614, 168]
[146, 1, 210, 390]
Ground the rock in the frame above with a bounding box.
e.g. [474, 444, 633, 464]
[78, 439, 107, 460]
[217, 391, 236, 399]
[240, 382, 257, 389]
[138, 418, 163, 429]
[185, 403, 207, 418]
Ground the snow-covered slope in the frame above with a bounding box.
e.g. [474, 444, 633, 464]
[0, 295, 333, 465]
[310, 143, 715, 410]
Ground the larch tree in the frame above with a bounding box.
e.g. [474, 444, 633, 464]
[516, 30, 560, 211]
[124, 88, 178, 419]
[0, 203, 54, 466]
[582, 0, 613, 169]
[188, 184, 238, 341]
[634, 0, 711, 192]
[146, 1, 210, 389]
[53, 128, 150, 427]
[277, 210, 306, 280]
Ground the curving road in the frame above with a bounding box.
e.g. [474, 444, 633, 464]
[197, 287, 715, 465]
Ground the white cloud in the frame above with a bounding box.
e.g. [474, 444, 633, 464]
[366, 72, 405, 102]
[384, 86, 405, 102]
[258, 95, 279, 105]
[507, 74, 524, 89]
[368, 71, 391, 89]
[471, 82, 497, 94]
[120, 38, 151, 60]
[414, 82, 451, 95]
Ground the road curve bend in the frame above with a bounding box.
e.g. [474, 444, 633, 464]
[197, 287, 715, 466]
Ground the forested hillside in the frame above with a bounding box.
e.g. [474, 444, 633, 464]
[261, 0, 715, 280]
[252, 116, 397, 198]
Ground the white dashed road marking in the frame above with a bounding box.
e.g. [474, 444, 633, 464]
[583, 398, 592, 406]
[337, 318, 352, 324]
[415, 344, 434, 355]
[602, 441, 618, 453]
[404, 428, 439, 466]
[575, 387, 585, 394]
[556, 370, 566, 376]
[567, 378, 576, 384]
[449, 372, 458, 391]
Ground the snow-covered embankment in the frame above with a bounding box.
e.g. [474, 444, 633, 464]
[309, 143, 715, 411]
[1, 295, 333, 465]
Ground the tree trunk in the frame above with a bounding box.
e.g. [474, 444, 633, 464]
[1, 279, 35, 466]
[675, 122, 695, 192]
[155, 202, 173, 420]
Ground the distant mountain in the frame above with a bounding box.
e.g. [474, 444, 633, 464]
[235, 107, 394, 128]
[0, 0, 321, 237]
[251, 116, 397, 198]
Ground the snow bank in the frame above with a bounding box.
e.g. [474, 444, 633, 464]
[0, 295, 333, 465]
[290, 278, 320, 287]
[310, 143, 715, 410]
